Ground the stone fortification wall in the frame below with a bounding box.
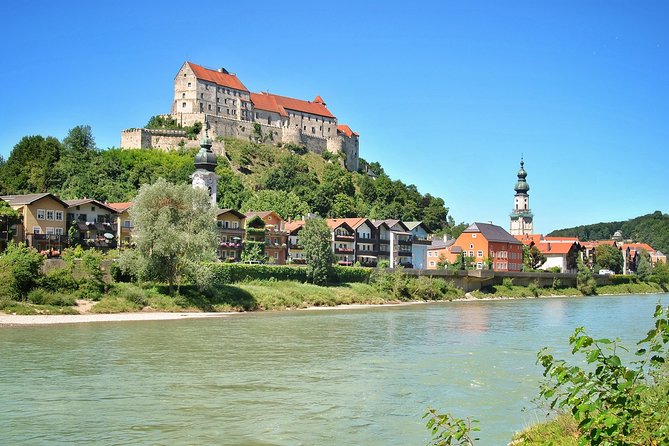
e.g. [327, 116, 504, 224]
[121, 112, 359, 171]
[120, 128, 223, 154]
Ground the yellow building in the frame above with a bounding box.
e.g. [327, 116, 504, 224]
[0, 193, 69, 253]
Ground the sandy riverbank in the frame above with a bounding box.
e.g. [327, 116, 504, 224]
[0, 311, 237, 326]
[0, 295, 570, 326]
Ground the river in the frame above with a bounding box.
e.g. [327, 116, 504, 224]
[1, 293, 667, 445]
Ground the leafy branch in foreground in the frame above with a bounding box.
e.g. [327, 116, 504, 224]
[423, 409, 479, 446]
[537, 304, 669, 445]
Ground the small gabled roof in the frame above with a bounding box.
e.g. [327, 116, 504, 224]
[216, 208, 246, 219]
[107, 202, 133, 213]
[514, 233, 544, 246]
[371, 220, 391, 230]
[404, 221, 429, 233]
[536, 241, 579, 255]
[1, 193, 68, 208]
[544, 236, 580, 242]
[383, 219, 410, 232]
[337, 124, 359, 137]
[186, 62, 249, 92]
[428, 239, 455, 250]
[621, 243, 656, 253]
[64, 198, 118, 214]
[327, 217, 372, 230]
[245, 211, 279, 220]
[464, 222, 522, 245]
[285, 220, 306, 234]
[326, 219, 355, 232]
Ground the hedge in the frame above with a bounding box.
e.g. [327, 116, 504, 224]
[207, 263, 371, 285]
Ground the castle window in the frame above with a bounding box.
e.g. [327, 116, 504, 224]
[233, 110, 236, 115]
[208, 104, 212, 111]
[188, 82, 192, 87]
[312, 127, 315, 134]
[227, 109, 230, 115]
[200, 103, 203, 112]
[182, 102, 186, 108]
[183, 74, 186, 77]
[217, 107, 221, 113]
[182, 93, 185, 98]
[217, 98, 220, 103]
[200, 93, 204, 99]
[225, 98, 228, 104]
[303, 126, 306, 130]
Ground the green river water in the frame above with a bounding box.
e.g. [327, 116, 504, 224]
[1, 293, 668, 445]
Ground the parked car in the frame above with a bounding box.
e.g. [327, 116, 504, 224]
[598, 269, 614, 275]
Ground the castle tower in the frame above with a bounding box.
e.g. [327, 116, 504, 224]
[191, 120, 219, 207]
[509, 158, 533, 236]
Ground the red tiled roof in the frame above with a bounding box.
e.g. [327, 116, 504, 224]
[187, 62, 249, 92]
[285, 221, 305, 233]
[325, 218, 357, 231]
[535, 241, 579, 255]
[313, 95, 325, 104]
[249, 92, 288, 117]
[337, 124, 359, 137]
[252, 92, 335, 119]
[107, 202, 133, 213]
[621, 243, 656, 253]
[514, 234, 544, 246]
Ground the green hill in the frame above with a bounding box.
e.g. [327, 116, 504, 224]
[548, 211, 669, 254]
[0, 125, 457, 234]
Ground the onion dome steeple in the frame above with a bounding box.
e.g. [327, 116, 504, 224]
[514, 158, 530, 195]
[194, 118, 217, 172]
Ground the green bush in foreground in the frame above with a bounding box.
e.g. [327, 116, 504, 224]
[428, 305, 669, 445]
[537, 304, 669, 445]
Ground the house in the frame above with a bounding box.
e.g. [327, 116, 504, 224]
[64, 199, 118, 250]
[455, 222, 523, 271]
[535, 240, 581, 273]
[621, 243, 667, 273]
[514, 234, 581, 273]
[351, 218, 378, 267]
[376, 220, 413, 267]
[108, 202, 133, 248]
[0, 193, 69, 253]
[286, 220, 306, 264]
[426, 238, 460, 269]
[327, 219, 356, 266]
[216, 209, 245, 261]
[404, 221, 431, 269]
[373, 221, 392, 265]
[245, 211, 287, 264]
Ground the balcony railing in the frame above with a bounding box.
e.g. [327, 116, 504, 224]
[334, 234, 355, 241]
[335, 247, 354, 254]
[289, 243, 303, 250]
[398, 239, 412, 245]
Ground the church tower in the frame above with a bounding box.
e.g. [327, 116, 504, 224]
[509, 158, 533, 235]
[191, 120, 219, 207]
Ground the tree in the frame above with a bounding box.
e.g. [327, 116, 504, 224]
[0, 135, 62, 194]
[330, 194, 357, 218]
[129, 179, 217, 294]
[301, 218, 335, 285]
[635, 250, 653, 281]
[576, 257, 597, 295]
[595, 244, 623, 273]
[242, 190, 310, 221]
[524, 245, 547, 270]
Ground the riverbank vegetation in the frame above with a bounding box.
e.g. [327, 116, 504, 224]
[428, 305, 669, 445]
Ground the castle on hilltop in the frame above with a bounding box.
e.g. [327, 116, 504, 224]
[121, 62, 360, 171]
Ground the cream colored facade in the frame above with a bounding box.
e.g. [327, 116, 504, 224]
[1, 193, 68, 251]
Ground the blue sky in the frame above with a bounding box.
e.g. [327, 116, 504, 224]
[2, 1, 667, 233]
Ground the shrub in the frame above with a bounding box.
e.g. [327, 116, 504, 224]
[27, 289, 76, 306]
[111, 283, 150, 307]
[537, 304, 669, 445]
[528, 280, 540, 297]
[90, 296, 141, 313]
[370, 268, 410, 300]
[0, 243, 44, 300]
[329, 266, 371, 283]
[502, 277, 514, 289]
[208, 263, 309, 284]
[38, 267, 79, 293]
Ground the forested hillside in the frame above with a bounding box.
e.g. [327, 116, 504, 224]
[548, 211, 669, 254]
[0, 125, 461, 235]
